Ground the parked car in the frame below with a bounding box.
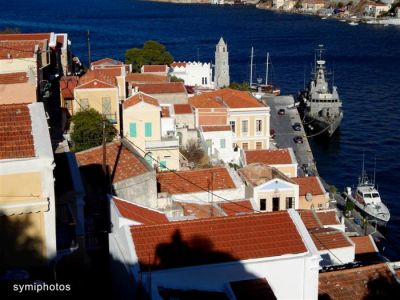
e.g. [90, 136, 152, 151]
[293, 136, 303, 144]
[277, 108, 285, 115]
[292, 122, 302, 131]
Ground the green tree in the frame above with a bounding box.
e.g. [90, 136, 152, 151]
[229, 81, 250, 91]
[125, 40, 174, 73]
[170, 75, 184, 83]
[294, 1, 303, 9]
[71, 108, 117, 152]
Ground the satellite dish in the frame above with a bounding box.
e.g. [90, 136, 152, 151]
[306, 193, 313, 202]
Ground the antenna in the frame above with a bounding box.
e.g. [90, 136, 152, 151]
[373, 157, 376, 185]
[265, 52, 269, 86]
[250, 47, 254, 87]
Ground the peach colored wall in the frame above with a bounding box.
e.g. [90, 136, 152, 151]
[0, 82, 36, 104]
[299, 194, 329, 210]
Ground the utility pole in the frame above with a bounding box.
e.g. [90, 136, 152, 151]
[87, 30, 91, 67]
[210, 172, 215, 217]
[102, 119, 107, 175]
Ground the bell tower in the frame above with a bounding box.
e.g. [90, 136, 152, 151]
[214, 37, 230, 88]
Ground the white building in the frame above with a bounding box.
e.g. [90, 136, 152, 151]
[109, 202, 320, 299]
[200, 125, 239, 164]
[365, 2, 391, 18]
[170, 61, 214, 88]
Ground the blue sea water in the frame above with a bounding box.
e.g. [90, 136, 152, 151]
[3, 0, 400, 259]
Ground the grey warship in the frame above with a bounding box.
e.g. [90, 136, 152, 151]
[297, 46, 343, 138]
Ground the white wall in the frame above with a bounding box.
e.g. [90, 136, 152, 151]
[319, 246, 355, 267]
[201, 130, 236, 163]
[171, 62, 214, 88]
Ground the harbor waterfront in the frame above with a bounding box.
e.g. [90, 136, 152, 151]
[2, 0, 400, 260]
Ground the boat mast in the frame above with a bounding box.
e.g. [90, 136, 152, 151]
[265, 52, 269, 86]
[373, 157, 376, 186]
[250, 47, 254, 87]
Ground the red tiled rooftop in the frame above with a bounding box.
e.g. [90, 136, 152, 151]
[179, 202, 224, 219]
[220, 200, 254, 216]
[298, 209, 339, 230]
[0, 40, 46, 59]
[350, 235, 378, 255]
[0, 103, 35, 159]
[309, 228, 352, 250]
[131, 211, 308, 270]
[123, 92, 159, 109]
[230, 278, 277, 300]
[171, 62, 187, 68]
[113, 197, 168, 225]
[157, 167, 236, 195]
[293, 176, 325, 196]
[0, 72, 28, 84]
[60, 76, 78, 100]
[212, 88, 266, 109]
[126, 73, 168, 83]
[245, 149, 293, 165]
[91, 57, 123, 66]
[77, 69, 118, 88]
[76, 142, 148, 183]
[319, 263, 399, 300]
[201, 125, 232, 132]
[134, 82, 186, 94]
[173, 104, 192, 114]
[189, 92, 226, 108]
[316, 210, 340, 226]
[142, 65, 168, 73]
[0, 33, 50, 41]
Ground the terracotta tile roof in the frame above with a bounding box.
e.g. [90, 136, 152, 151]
[245, 149, 293, 165]
[309, 227, 352, 250]
[134, 82, 186, 94]
[298, 209, 339, 229]
[230, 278, 277, 300]
[173, 104, 192, 114]
[220, 200, 254, 216]
[350, 236, 378, 255]
[201, 125, 231, 132]
[113, 197, 168, 225]
[76, 141, 148, 183]
[77, 69, 117, 88]
[316, 210, 340, 226]
[157, 167, 236, 195]
[293, 176, 325, 196]
[297, 210, 321, 229]
[319, 263, 399, 300]
[189, 92, 226, 108]
[179, 202, 224, 219]
[60, 76, 78, 100]
[142, 65, 168, 73]
[0, 103, 35, 159]
[91, 58, 123, 66]
[0, 33, 50, 41]
[126, 73, 168, 83]
[0, 40, 45, 59]
[239, 163, 295, 187]
[123, 92, 159, 109]
[171, 62, 187, 68]
[213, 88, 266, 109]
[161, 106, 170, 118]
[0, 72, 28, 84]
[131, 210, 308, 270]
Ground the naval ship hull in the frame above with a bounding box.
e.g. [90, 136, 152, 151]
[305, 113, 343, 138]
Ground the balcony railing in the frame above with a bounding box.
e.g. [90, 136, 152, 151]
[145, 136, 179, 149]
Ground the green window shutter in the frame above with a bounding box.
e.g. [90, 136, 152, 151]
[160, 160, 167, 170]
[145, 122, 152, 137]
[129, 123, 137, 137]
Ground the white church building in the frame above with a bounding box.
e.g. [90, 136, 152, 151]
[170, 61, 214, 89]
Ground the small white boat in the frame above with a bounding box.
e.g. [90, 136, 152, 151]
[343, 158, 390, 227]
[349, 21, 359, 26]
